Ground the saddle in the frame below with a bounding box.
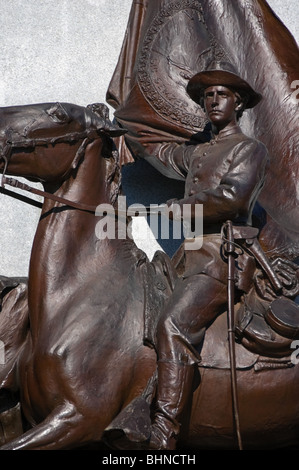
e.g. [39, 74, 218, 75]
[235, 291, 299, 358]
[142, 234, 299, 369]
[198, 292, 299, 372]
[203, 226, 299, 369]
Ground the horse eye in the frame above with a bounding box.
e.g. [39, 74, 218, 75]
[46, 103, 70, 124]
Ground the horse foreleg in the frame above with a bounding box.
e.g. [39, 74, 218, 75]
[0, 401, 91, 450]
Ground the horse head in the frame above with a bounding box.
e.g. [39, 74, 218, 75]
[0, 102, 125, 188]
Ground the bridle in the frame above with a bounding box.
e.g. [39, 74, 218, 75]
[0, 131, 154, 217]
[0, 128, 111, 214]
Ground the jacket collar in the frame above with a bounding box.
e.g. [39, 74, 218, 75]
[212, 124, 242, 140]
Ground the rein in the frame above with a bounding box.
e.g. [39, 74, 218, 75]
[1, 176, 98, 214]
[0, 126, 163, 215]
[1, 176, 158, 217]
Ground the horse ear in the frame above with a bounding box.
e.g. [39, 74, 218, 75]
[87, 103, 127, 137]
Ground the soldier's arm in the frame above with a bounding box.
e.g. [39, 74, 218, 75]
[168, 140, 268, 223]
[144, 142, 195, 181]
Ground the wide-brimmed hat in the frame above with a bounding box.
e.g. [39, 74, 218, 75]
[187, 61, 262, 109]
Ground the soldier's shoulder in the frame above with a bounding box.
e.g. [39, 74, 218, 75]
[239, 133, 268, 155]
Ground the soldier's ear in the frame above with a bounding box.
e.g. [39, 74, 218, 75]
[234, 91, 246, 120]
[234, 92, 242, 109]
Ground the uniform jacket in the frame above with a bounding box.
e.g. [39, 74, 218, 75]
[148, 125, 269, 287]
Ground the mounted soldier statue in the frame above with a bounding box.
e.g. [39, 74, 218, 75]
[0, 0, 299, 450]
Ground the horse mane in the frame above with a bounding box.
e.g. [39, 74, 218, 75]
[101, 133, 122, 207]
[85, 102, 123, 207]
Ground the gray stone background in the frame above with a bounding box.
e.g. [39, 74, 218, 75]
[0, 0, 298, 277]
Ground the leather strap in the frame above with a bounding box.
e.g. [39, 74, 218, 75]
[2, 176, 98, 213]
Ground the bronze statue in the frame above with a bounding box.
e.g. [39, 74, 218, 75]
[0, 102, 173, 449]
[0, 96, 298, 451]
[108, 0, 299, 260]
[0, 0, 299, 451]
[142, 61, 269, 450]
[105, 61, 299, 451]
[105, 0, 299, 450]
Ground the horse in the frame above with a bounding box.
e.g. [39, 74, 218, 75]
[0, 101, 299, 450]
[0, 101, 173, 450]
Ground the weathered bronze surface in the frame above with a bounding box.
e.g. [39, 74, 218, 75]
[107, 0, 299, 450]
[108, 0, 299, 258]
[0, 0, 298, 451]
[0, 102, 174, 449]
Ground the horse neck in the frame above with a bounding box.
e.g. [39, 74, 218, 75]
[29, 139, 117, 295]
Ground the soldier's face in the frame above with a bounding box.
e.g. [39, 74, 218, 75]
[204, 85, 239, 128]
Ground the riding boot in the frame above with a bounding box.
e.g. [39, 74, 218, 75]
[149, 359, 195, 450]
